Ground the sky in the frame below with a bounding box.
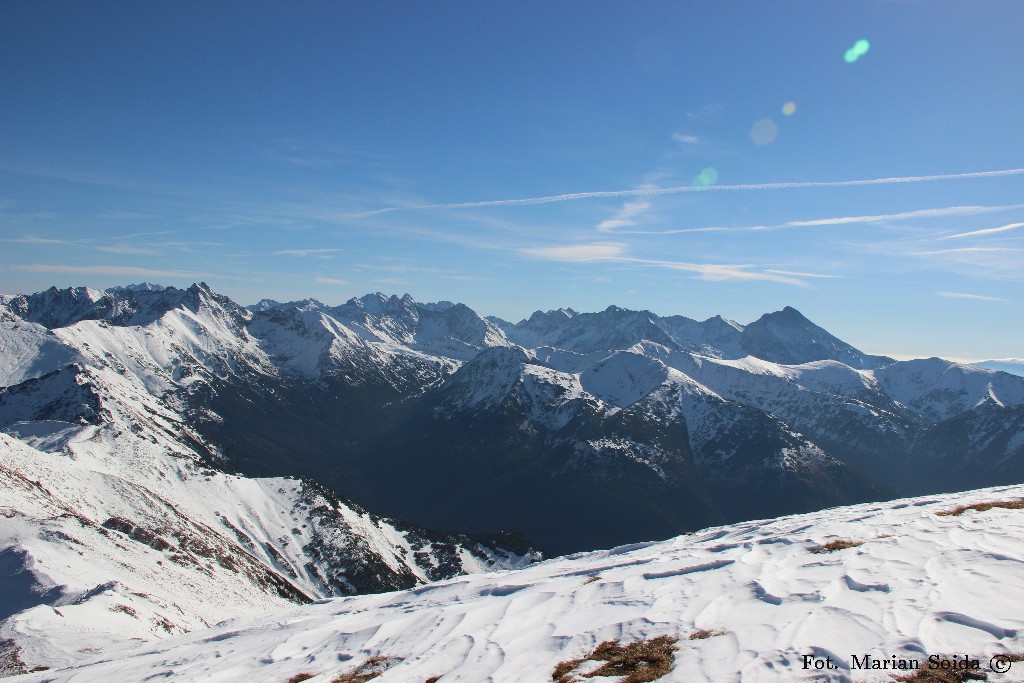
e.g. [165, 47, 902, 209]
[1, 1, 1022, 360]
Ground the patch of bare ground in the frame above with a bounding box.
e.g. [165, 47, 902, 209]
[582, 575, 601, 584]
[285, 674, 316, 683]
[332, 656, 400, 682]
[109, 604, 139, 618]
[936, 500, 1024, 517]
[892, 660, 986, 682]
[891, 653, 1024, 682]
[997, 653, 1024, 662]
[809, 539, 863, 554]
[892, 670, 984, 682]
[687, 629, 726, 640]
[552, 635, 678, 683]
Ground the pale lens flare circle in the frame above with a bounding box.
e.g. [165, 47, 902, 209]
[750, 119, 778, 145]
[782, 102, 797, 116]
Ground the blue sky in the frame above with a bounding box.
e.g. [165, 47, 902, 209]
[2, 1, 1022, 360]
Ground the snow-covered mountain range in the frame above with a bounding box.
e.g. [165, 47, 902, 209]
[2, 282, 1023, 674]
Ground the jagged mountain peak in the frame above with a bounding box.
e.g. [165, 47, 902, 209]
[703, 313, 742, 328]
[247, 298, 282, 312]
[2, 286, 111, 329]
[295, 298, 327, 312]
[746, 305, 814, 329]
[419, 300, 457, 312]
[0, 282, 251, 331]
[507, 305, 677, 353]
[105, 282, 166, 294]
[350, 291, 416, 312]
[519, 306, 577, 325]
[740, 305, 891, 369]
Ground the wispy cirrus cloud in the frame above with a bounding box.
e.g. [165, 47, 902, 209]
[764, 269, 841, 279]
[597, 201, 652, 232]
[941, 221, 1024, 240]
[938, 291, 1008, 302]
[788, 204, 1024, 227]
[268, 138, 383, 169]
[354, 168, 1024, 217]
[4, 236, 67, 245]
[352, 263, 483, 281]
[272, 248, 344, 256]
[671, 132, 703, 145]
[94, 244, 157, 255]
[605, 204, 1024, 235]
[519, 243, 806, 285]
[916, 247, 1021, 255]
[520, 243, 629, 262]
[11, 264, 214, 279]
[4, 233, 221, 255]
[314, 276, 349, 286]
[645, 260, 804, 284]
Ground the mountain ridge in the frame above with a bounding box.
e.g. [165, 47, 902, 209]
[3, 280, 1023, 671]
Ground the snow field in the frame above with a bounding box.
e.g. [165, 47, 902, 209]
[18, 484, 1024, 682]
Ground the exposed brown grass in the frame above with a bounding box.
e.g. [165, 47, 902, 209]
[809, 539, 863, 554]
[552, 635, 678, 683]
[892, 670, 980, 682]
[687, 629, 726, 640]
[109, 604, 139, 618]
[888, 652, 1024, 682]
[582, 575, 602, 585]
[936, 499, 1024, 517]
[285, 674, 316, 683]
[425, 677, 442, 683]
[996, 652, 1024, 662]
[332, 656, 399, 683]
[892, 663, 986, 682]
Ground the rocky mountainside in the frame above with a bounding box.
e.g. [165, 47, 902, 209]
[3, 284, 1023, 552]
[0, 285, 541, 672]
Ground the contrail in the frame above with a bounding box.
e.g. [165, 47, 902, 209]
[354, 168, 1024, 217]
[942, 221, 1024, 240]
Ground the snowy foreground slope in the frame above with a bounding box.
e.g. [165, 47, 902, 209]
[16, 485, 1024, 683]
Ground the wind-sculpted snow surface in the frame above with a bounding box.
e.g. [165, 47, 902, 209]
[15, 485, 1024, 682]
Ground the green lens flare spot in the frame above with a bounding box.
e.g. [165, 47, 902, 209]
[694, 167, 719, 187]
[845, 39, 870, 63]
[782, 101, 797, 116]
